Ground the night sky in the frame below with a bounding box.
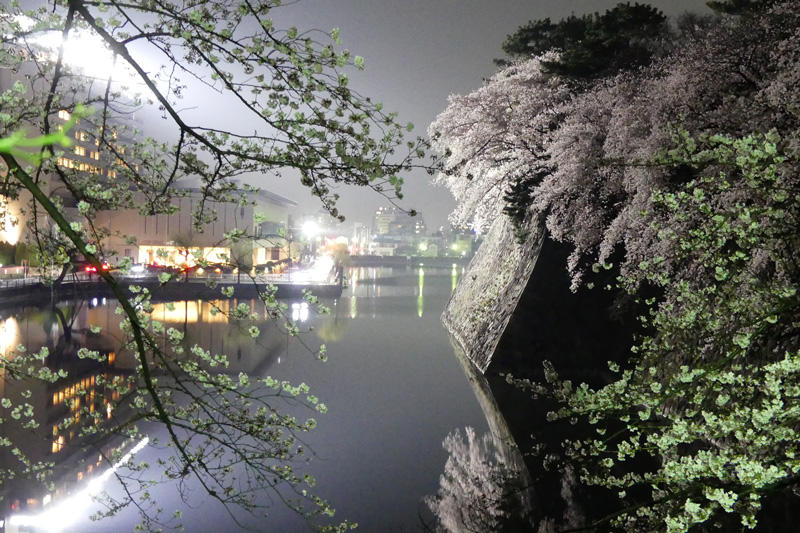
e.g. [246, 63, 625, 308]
[136, 1, 712, 232]
[264, 0, 713, 232]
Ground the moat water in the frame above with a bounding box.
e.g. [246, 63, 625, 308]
[1, 266, 499, 532]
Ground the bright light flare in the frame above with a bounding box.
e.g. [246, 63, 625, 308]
[291, 302, 309, 322]
[8, 437, 150, 533]
[0, 316, 20, 357]
[291, 256, 335, 283]
[302, 220, 320, 239]
[10, 16, 142, 88]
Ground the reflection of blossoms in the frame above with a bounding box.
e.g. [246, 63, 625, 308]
[425, 427, 521, 532]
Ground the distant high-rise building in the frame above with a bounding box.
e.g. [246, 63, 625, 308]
[352, 222, 370, 253]
[372, 206, 424, 236]
[373, 206, 397, 235]
[413, 217, 426, 236]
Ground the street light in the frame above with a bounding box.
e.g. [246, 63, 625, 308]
[302, 220, 320, 239]
[302, 221, 321, 260]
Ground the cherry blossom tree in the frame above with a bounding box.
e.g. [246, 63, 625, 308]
[434, 1, 800, 529]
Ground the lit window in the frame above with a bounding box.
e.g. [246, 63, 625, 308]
[74, 145, 86, 156]
[57, 109, 71, 120]
[90, 150, 100, 160]
[107, 169, 116, 178]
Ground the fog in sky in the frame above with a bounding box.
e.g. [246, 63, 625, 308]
[138, 0, 712, 232]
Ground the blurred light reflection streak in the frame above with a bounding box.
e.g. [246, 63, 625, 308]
[8, 437, 150, 532]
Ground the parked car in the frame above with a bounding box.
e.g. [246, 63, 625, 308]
[71, 259, 111, 274]
[145, 263, 179, 275]
[204, 263, 235, 274]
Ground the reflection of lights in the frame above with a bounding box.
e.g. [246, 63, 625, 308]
[9, 437, 149, 532]
[291, 302, 309, 322]
[150, 301, 229, 324]
[452, 267, 458, 292]
[0, 316, 20, 357]
[349, 295, 357, 319]
[418, 268, 424, 318]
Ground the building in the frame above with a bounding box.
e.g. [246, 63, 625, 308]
[0, 105, 298, 269]
[93, 187, 297, 268]
[372, 206, 396, 235]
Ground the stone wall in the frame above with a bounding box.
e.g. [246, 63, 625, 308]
[441, 215, 542, 372]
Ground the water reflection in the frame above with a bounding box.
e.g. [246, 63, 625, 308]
[0, 296, 294, 524]
[418, 267, 425, 318]
[426, 427, 534, 532]
[342, 266, 459, 320]
[1, 267, 487, 532]
[426, 426, 589, 533]
[0, 302, 137, 524]
[291, 302, 310, 322]
[8, 436, 149, 532]
[0, 316, 19, 357]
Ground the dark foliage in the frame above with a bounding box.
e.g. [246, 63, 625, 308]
[497, 3, 667, 81]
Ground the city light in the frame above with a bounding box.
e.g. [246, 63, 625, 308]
[0, 316, 19, 357]
[302, 220, 321, 239]
[291, 302, 310, 322]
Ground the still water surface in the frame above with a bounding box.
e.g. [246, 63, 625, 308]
[1, 266, 491, 532]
